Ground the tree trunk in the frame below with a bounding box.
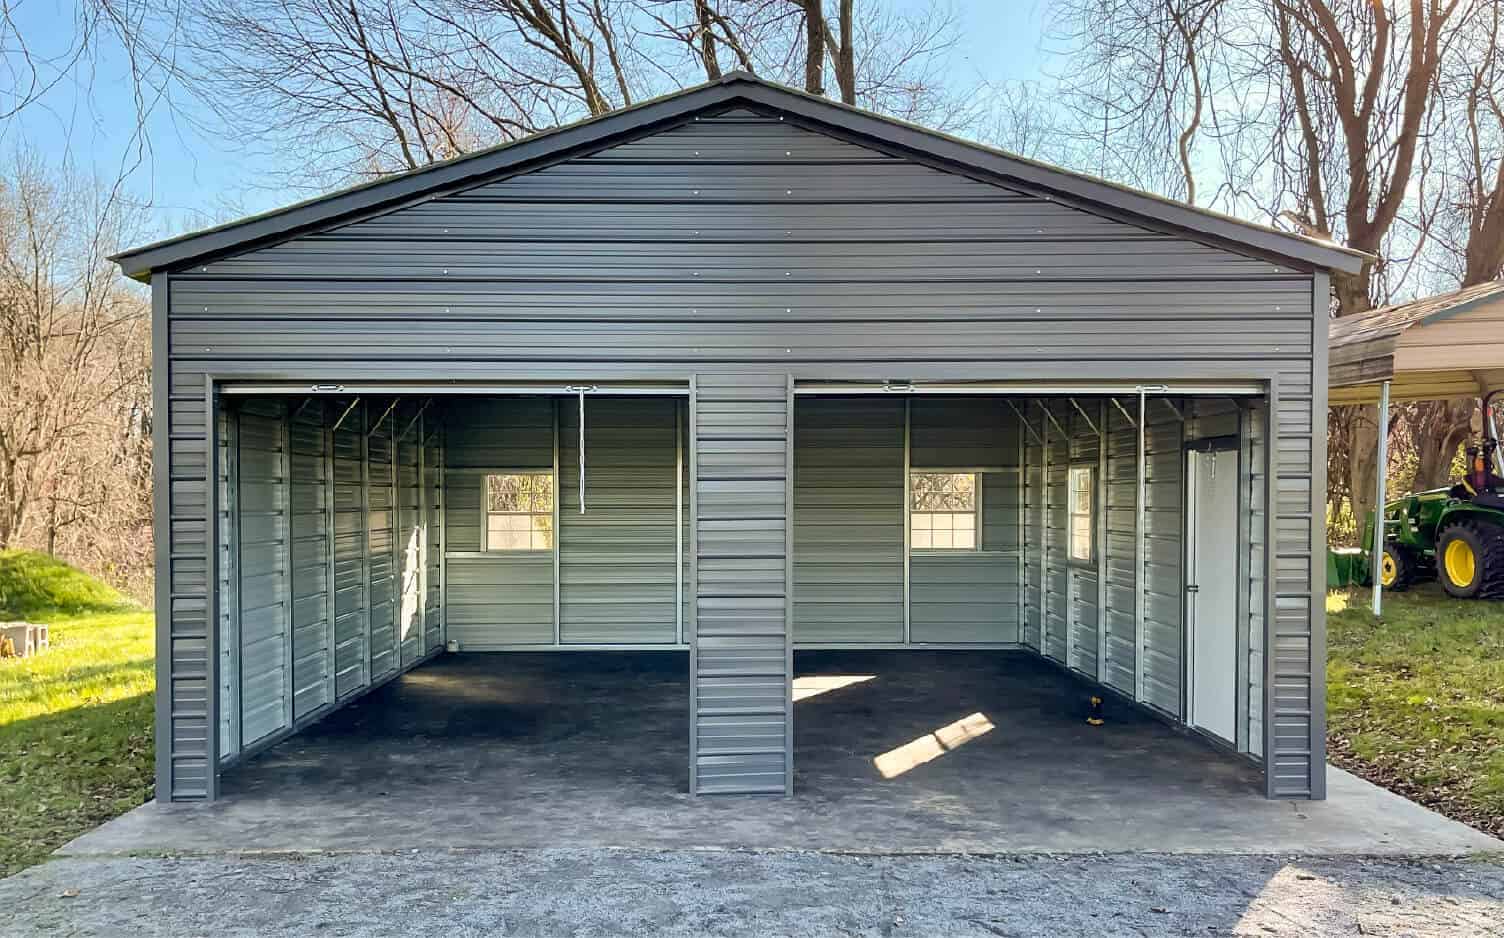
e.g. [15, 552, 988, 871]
[803, 0, 824, 95]
[694, 0, 722, 80]
[1348, 408, 1380, 536]
[1411, 400, 1473, 491]
[835, 0, 854, 104]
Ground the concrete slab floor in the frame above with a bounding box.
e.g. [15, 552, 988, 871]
[64, 651, 1502, 858]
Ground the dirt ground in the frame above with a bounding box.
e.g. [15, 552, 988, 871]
[2, 850, 1502, 937]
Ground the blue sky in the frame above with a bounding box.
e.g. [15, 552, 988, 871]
[8, 1, 1051, 239]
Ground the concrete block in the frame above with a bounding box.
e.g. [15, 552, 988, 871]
[0, 622, 48, 658]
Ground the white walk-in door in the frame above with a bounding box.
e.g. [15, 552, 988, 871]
[1187, 447, 1239, 743]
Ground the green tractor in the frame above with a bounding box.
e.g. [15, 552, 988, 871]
[1362, 391, 1504, 599]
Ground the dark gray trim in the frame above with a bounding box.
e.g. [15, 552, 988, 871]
[784, 374, 796, 797]
[151, 279, 171, 800]
[686, 375, 700, 795]
[113, 75, 1365, 282]
[280, 400, 295, 728]
[1309, 272, 1330, 800]
[203, 375, 226, 799]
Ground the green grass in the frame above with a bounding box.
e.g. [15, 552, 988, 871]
[0, 549, 129, 618]
[0, 550, 154, 877]
[1327, 584, 1504, 837]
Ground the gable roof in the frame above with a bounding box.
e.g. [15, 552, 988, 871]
[112, 72, 1369, 282]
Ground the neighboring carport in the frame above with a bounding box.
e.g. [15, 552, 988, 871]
[1328, 281, 1504, 612]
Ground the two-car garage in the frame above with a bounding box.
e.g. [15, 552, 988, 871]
[114, 72, 1363, 810]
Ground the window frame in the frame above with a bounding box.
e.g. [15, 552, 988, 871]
[480, 469, 556, 553]
[908, 469, 982, 553]
[1067, 463, 1095, 565]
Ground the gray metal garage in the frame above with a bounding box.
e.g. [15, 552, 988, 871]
[113, 73, 1363, 804]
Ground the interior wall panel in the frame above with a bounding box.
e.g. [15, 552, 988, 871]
[1067, 402, 1102, 678]
[558, 398, 680, 644]
[424, 424, 444, 652]
[331, 401, 369, 699]
[216, 404, 237, 763]
[1022, 406, 1045, 651]
[791, 398, 904, 643]
[909, 398, 1020, 644]
[234, 400, 290, 748]
[441, 398, 555, 648]
[1141, 401, 1186, 717]
[366, 421, 398, 678]
[1102, 400, 1139, 694]
[1043, 400, 1070, 663]
[288, 402, 332, 720]
[394, 405, 425, 666]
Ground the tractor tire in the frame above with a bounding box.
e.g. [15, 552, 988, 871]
[1380, 544, 1415, 592]
[1436, 519, 1504, 600]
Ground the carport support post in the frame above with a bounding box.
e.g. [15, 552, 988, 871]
[1371, 379, 1390, 616]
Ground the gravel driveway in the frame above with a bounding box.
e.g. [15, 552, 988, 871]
[2, 850, 1502, 937]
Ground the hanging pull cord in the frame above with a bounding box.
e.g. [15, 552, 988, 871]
[564, 386, 597, 513]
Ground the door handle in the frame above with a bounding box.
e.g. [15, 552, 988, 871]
[1185, 584, 1199, 593]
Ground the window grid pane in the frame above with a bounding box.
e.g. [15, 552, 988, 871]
[484, 472, 555, 552]
[1067, 465, 1093, 562]
[911, 509, 979, 551]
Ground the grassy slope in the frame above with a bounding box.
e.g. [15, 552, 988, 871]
[0, 550, 155, 877]
[1327, 584, 1504, 838]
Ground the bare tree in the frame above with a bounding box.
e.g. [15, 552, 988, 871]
[178, 0, 975, 182]
[0, 152, 152, 593]
[1051, 0, 1490, 533]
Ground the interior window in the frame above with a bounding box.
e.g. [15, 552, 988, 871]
[910, 472, 978, 550]
[484, 472, 554, 551]
[1068, 465, 1094, 563]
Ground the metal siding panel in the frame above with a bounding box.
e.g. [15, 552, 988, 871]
[691, 374, 790, 795]
[1272, 360, 1318, 796]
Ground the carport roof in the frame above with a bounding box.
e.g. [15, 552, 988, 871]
[1328, 281, 1504, 405]
[112, 72, 1369, 283]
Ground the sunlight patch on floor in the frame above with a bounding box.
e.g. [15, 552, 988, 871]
[873, 712, 994, 778]
[792, 674, 876, 702]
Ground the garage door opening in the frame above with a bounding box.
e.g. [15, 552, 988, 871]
[210, 390, 692, 778]
[789, 389, 1270, 771]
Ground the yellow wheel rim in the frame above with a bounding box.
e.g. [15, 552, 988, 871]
[1380, 551, 1398, 587]
[1444, 539, 1476, 588]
